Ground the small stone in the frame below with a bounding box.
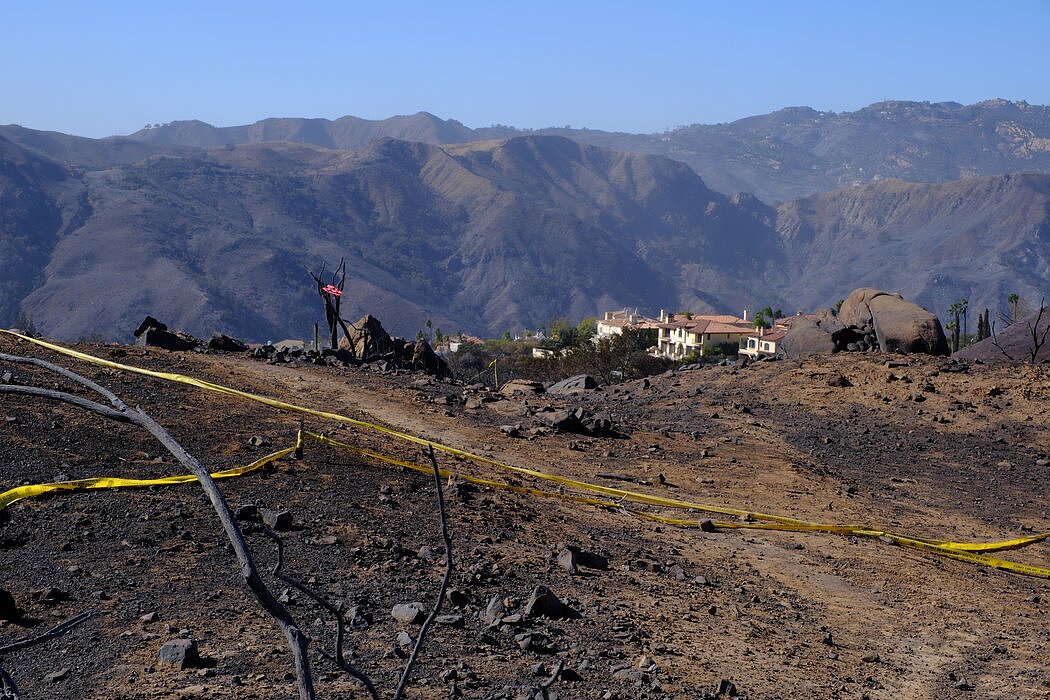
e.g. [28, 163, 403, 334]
[260, 509, 293, 531]
[391, 602, 425, 624]
[396, 631, 414, 647]
[0, 589, 18, 620]
[523, 585, 565, 619]
[445, 589, 469, 607]
[557, 548, 579, 575]
[157, 639, 202, 670]
[140, 611, 160, 623]
[45, 668, 70, 683]
[234, 505, 259, 521]
[480, 594, 504, 627]
[435, 614, 464, 627]
[827, 374, 852, 388]
[861, 652, 880, 663]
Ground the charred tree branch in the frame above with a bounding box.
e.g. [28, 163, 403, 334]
[393, 444, 454, 699]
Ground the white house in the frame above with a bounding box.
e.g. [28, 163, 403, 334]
[654, 311, 752, 359]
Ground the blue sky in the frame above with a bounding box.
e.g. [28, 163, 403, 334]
[3, 0, 1049, 138]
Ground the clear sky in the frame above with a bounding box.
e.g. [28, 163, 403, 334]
[3, 0, 1049, 138]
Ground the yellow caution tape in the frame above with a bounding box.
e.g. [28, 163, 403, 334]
[2, 330, 1048, 578]
[300, 432, 1050, 578]
[0, 445, 297, 512]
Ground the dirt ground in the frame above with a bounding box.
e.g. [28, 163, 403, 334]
[1, 335, 1048, 700]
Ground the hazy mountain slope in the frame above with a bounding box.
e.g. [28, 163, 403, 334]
[9, 136, 783, 342]
[0, 125, 190, 169]
[127, 112, 476, 150]
[775, 174, 1050, 317]
[0, 135, 83, 325]
[121, 100, 1050, 204]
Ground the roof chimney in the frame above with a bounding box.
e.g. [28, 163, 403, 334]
[743, 309, 748, 321]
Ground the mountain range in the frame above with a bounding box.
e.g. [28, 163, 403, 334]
[1, 100, 1048, 342]
[123, 99, 1050, 204]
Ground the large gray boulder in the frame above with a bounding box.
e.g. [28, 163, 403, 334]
[840, 288, 948, 355]
[780, 310, 844, 358]
[547, 374, 598, 394]
[339, 314, 395, 359]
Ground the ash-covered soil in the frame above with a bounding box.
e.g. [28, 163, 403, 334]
[1, 335, 1048, 700]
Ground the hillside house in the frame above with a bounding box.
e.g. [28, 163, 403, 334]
[738, 327, 787, 358]
[595, 309, 661, 338]
[654, 310, 752, 359]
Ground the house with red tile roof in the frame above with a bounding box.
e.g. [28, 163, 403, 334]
[654, 310, 752, 359]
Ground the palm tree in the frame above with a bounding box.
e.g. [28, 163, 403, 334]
[1008, 293, 1020, 322]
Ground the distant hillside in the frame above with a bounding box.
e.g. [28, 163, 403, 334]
[2, 124, 1049, 343]
[774, 174, 1050, 319]
[119, 100, 1050, 203]
[126, 112, 476, 151]
[1, 135, 783, 342]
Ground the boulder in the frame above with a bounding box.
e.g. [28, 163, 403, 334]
[208, 333, 248, 352]
[157, 638, 202, 670]
[410, 338, 451, 379]
[339, 314, 395, 360]
[547, 374, 598, 394]
[133, 315, 167, 337]
[137, 327, 200, 351]
[840, 288, 948, 355]
[780, 314, 843, 358]
[500, 379, 545, 396]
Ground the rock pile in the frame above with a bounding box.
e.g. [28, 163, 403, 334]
[781, 288, 948, 358]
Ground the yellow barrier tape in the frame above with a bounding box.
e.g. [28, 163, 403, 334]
[2, 330, 1048, 578]
[0, 446, 296, 512]
[301, 431, 1050, 578]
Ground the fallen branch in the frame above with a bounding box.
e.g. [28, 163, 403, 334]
[0, 353, 316, 699]
[394, 444, 454, 699]
[0, 611, 98, 700]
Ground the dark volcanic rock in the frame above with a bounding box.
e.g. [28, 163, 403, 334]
[157, 638, 202, 670]
[0, 588, 18, 620]
[138, 327, 200, 351]
[133, 315, 167, 337]
[409, 338, 451, 378]
[208, 333, 248, 352]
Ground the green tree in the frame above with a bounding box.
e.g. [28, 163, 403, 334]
[1008, 293, 1020, 322]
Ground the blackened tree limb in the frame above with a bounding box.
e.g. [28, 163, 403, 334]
[0, 611, 98, 656]
[394, 444, 454, 700]
[0, 352, 126, 410]
[0, 611, 98, 700]
[2, 357, 317, 700]
[263, 528, 380, 700]
[0, 666, 19, 700]
[0, 385, 132, 423]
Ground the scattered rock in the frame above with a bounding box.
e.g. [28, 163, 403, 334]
[827, 373, 852, 388]
[260, 509, 294, 531]
[157, 639, 202, 670]
[45, 668, 70, 683]
[0, 589, 18, 620]
[391, 602, 426, 624]
[523, 585, 565, 619]
[480, 595, 504, 627]
[500, 379, 545, 396]
[208, 334, 248, 352]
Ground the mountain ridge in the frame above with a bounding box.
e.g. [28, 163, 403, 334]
[108, 99, 1050, 204]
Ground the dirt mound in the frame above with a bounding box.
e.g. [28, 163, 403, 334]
[953, 308, 1050, 363]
